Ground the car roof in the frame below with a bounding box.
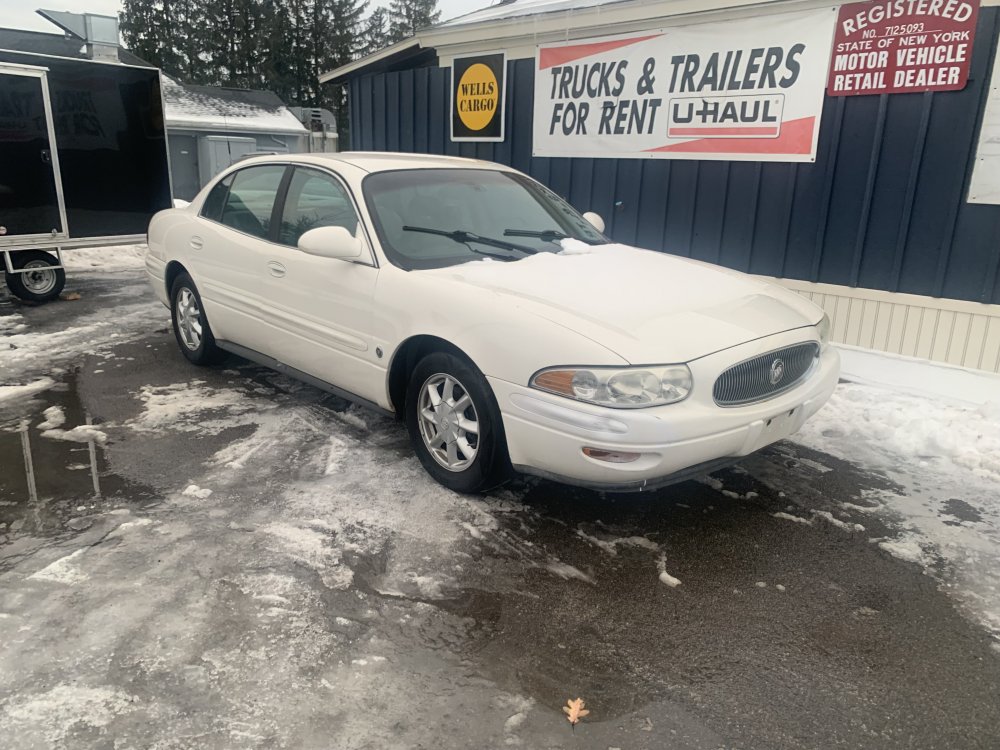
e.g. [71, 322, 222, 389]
[242, 151, 513, 174]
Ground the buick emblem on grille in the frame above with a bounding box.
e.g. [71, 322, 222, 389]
[770, 358, 785, 385]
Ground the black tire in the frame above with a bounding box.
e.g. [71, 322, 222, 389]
[170, 272, 224, 365]
[4, 250, 65, 303]
[405, 351, 510, 493]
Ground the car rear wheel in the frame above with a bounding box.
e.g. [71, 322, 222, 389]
[170, 272, 224, 365]
[406, 352, 509, 493]
[4, 250, 65, 303]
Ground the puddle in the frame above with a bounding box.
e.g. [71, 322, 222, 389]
[0, 369, 156, 540]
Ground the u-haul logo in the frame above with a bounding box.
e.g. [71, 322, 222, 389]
[667, 93, 784, 139]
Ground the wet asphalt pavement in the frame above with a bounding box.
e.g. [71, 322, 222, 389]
[1, 272, 999, 749]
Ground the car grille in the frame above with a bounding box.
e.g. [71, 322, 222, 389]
[713, 342, 820, 406]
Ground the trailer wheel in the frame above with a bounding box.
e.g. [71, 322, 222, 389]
[4, 250, 65, 303]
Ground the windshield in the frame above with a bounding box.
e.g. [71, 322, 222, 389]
[362, 168, 607, 270]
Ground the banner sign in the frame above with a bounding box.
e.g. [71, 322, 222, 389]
[828, 0, 980, 96]
[532, 8, 838, 162]
[451, 52, 506, 142]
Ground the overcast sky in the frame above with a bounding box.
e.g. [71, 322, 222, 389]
[0, 0, 482, 34]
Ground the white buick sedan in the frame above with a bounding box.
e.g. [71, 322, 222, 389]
[146, 153, 839, 493]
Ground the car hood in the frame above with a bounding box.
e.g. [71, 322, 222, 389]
[425, 240, 821, 364]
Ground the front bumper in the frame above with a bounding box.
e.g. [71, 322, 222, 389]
[489, 330, 839, 492]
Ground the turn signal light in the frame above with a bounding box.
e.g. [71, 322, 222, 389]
[582, 447, 641, 463]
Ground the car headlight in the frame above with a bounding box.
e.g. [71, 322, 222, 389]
[816, 313, 831, 347]
[530, 365, 693, 408]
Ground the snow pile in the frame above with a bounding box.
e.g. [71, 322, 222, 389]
[36, 405, 66, 430]
[41, 424, 108, 444]
[799, 383, 1000, 483]
[837, 344, 1000, 407]
[0, 378, 55, 405]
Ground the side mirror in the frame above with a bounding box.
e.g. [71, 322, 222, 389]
[582, 211, 605, 234]
[298, 226, 362, 260]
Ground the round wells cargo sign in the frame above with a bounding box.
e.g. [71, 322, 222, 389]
[451, 53, 506, 142]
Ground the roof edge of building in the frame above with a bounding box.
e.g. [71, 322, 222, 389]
[320, 38, 425, 84]
[165, 120, 309, 136]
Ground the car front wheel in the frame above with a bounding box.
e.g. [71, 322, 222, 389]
[170, 272, 223, 365]
[406, 352, 509, 493]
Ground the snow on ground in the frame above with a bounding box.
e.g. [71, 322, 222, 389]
[0, 685, 136, 746]
[0, 378, 56, 404]
[1, 373, 557, 748]
[1, 301, 162, 383]
[59, 244, 147, 272]
[656, 554, 682, 588]
[40, 424, 108, 444]
[27, 549, 89, 585]
[0, 315, 28, 335]
[791, 380, 1000, 637]
[2, 244, 157, 385]
[35, 405, 65, 430]
[837, 344, 1000, 407]
[128, 381, 259, 434]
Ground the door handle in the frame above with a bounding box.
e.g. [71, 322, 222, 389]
[189, 236, 203, 251]
[267, 261, 286, 278]
[40, 149, 52, 165]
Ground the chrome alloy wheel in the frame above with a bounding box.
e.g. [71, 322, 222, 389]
[21, 260, 58, 295]
[175, 287, 203, 351]
[417, 373, 480, 472]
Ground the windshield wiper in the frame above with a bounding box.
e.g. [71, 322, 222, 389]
[503, 228, 568, 242]
[402, 225, 538, 256]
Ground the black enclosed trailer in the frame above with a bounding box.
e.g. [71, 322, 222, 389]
[0, 19, 171, 302]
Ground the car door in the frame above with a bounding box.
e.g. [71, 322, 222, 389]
[257, 165, 382, 403]
[189, 164, 287, 351]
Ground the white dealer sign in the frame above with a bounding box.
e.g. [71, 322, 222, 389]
[532, 8, 838, 162]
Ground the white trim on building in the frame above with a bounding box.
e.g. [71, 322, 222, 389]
[765, 279, 1000, 374]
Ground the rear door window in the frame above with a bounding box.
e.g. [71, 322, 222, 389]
[219, 165, 286, 239]
[278, 167, 359, 247]
[200, 174, 233, 222]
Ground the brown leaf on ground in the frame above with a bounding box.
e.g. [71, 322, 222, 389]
[60, 292, 81, 301]
[562, 697, 590, 725]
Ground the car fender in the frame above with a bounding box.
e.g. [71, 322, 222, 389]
[374, 264, 629, 393]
